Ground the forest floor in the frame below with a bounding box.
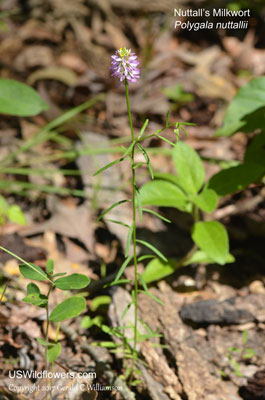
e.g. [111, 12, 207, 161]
[0, 0, 265, 399]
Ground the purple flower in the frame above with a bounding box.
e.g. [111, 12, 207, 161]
[110, 47, 140, 83]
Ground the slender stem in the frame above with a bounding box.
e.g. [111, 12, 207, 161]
[125, 79, 138, 382]
[0, 281, 8, 303]
[45, 284, 53, 368]
[125, 80, 134, 142]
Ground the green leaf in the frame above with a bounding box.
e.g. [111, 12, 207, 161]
[142, 208, 171, 223]
[54, 274, 90, 290]
[6, 205, 26, 225]
[52, 272, 67, 278]
[46, 259, 54, 275]
[208, 163, 265, 196]
[173, 142, 205, 194]
[37, 338, 52, 346]
[19, 263, 48, 281]
[154, 172, 181, 186]
[143, 258, 178, 283]
[0, 78, 48, 116]
[22, 293, 48, 307]
[47, 342, 61, 363]
[93, 158, 124, 176]
[215, 77, 265, 137]
[184, 250, 235, 266]
[135, 187, 143, 221]
[244, 132, 265, 166]
[0, 195, 8, 214]
[242, 348, 256, 359]
[27, 282, 40, 295]
[90, 296, 111, 312]
[190, 189, 218, 213]
[192, 221, 229, 265]
[140, 180, 189, 212]
[136, 239, 167, 262]
[98, 199, 130, 221]
[125, 224, 134, 257]
[138, 118, 149, 139]
[50, 296, 86, 322]
[113, 255, 133, 283]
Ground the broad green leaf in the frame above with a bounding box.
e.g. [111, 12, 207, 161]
[6, 205, 26, 225]
[0, 195, 8, 214]
[190, 189, 218, 213]
[19, 263, 48, 281]
[208, 163, 265, 196]
[0, 78, 48, 116]
[27, 282, 40, 295]
[54, 273, 90, 290]
[50, 296, 86, 322]
[183, 250, 235, 266]
[215, 77, 265, 137]
[22, 293, 48, 307]
[46, 259, 54, 275]
[244, 132, 265, 166]
[47, 342, 61, 363]
[143, 258, 178, 283]
[154, 172, 181, 186]
[136, 239, 167, 262]
[192, 221, 229, 265]
[173, 142, 205, 194]
[140, 180, 189, 212]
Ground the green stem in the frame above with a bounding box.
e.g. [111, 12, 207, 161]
[125, 80, 134, 142]
[125, 79, 138, 382]
[45, 284, 53, 368]
[0, 246, 53, 283]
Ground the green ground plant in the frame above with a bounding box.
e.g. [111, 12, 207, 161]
[0, 246, 90, 399]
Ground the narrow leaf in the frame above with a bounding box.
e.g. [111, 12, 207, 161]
[93, 158, 124, 176]
[125, 224, 134, 257]
[136, 239, 167, 262]
[113, 255, 133, 283]
[98, 199, 130, 221]
[138, 119, 149, 139]
[135, 187, 143, 221]
[142, 208, 171, 223]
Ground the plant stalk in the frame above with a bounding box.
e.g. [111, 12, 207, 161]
[125, 79, 138, 381]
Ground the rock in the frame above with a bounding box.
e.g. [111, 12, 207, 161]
[239, 369, 265, 400]
[249, 280, 265, 294]
[179, 298, 254, 326]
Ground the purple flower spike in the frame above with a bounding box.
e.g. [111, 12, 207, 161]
[110, 47, 140, 83]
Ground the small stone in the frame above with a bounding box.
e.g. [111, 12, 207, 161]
[249, 280, 265, 294]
